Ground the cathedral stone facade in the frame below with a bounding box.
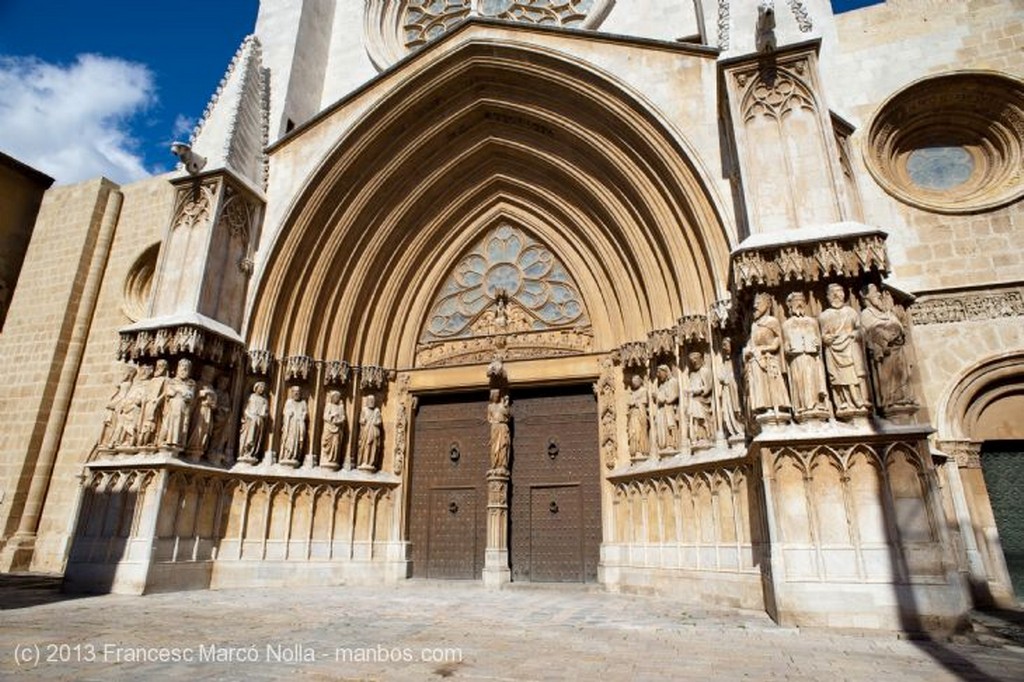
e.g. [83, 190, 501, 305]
[1, 0, 1022, 632]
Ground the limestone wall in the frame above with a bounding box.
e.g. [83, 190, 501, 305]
[0, 179, 116, 545]
[822, 0, 1024, 293]
[29, 176, 175, 572]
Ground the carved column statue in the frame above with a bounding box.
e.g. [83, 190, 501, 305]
[626, 373, 650, 462]
[279, 385, 308, 467]
[782, 292, 831, 422]
[114, 364, 148, 448]
[654, 364, 680, 452]
[320, 389, 346, 470]
[208, 374, 234, 465]
[484, 383, 512, 587]
[185, 364, 218, 461]
[743, 292, 792, 425]
[139, 358, 169, 447]
[357, 394, 383, 472]
[818, 283, 870, 419]
[100, 365, 136, 448]
[238, 381, 269, 463]
[685, 352, 715, 446]
[159, 358, 196, 449]
[716, 338, 745, 444]
[860, 283, 918, 418]
[488, 388, 511, 473]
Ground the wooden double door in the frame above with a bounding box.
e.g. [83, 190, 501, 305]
[408, 385, 601, 582]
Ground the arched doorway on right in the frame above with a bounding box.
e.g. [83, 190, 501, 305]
[973, 389, 1024, 600]
[981, 439, 1024, 600]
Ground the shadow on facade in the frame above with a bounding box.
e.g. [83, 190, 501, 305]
[62, 481, 139, 595]
[883, 487, 1001, 682]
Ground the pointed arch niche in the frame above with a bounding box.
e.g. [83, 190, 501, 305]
[248, 39, 733, 370]
[417, 221, 593, 367]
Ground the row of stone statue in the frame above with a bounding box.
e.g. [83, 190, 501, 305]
[622, 283, 918, 461]
[99, 358, 232, 464]
[625, 351, 733, 461]
[743, 283, 917, 424]
[237, 383, 383, 472]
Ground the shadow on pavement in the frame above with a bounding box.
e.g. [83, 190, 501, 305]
[0, 573, 88, 610]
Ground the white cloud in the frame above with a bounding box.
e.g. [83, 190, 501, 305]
[0, 54, 156, 185]
[172, 114, 196, 140]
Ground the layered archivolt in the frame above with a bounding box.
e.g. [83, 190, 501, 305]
[249, 40, 731, 367]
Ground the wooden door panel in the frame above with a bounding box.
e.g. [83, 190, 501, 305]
[509, 386, 600, 583]
[409, 393, 489, 578]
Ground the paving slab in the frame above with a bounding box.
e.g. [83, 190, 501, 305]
[1, 576, 1022, 681]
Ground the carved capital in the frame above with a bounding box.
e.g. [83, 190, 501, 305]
[937, 440, 983, 469]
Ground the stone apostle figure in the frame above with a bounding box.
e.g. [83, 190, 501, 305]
[186, 365, 218, 460]
[782, 292, 830, 420]
[860, 283, 917, 410]
[818, 283, 870, 414]
[139, 358, 169, 446]
[159, 359, 196, 449]
[113, 364, 149, 448]
[320, 390, 346, 469]
[209, 375, 233, 463]
[717, 338, 745, 442]
[743, 292, 791, 421]
[488, 389, 511, 472]
[357, 394, 383, 471]
[100, 365, 136, 448]
[654, 364, 680, 452]
[238, 381, 269, 462]
[685, 352, 714, 444]
[626, 374, 650, 461]
[279, 385, 308, 466]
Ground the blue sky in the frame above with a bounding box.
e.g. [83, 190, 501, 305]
[0, 0, 881, 185]
[0, 1, 258, 184]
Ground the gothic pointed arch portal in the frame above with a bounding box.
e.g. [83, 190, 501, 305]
[417, 222, 594, 367]
[247, 38, 733, 369]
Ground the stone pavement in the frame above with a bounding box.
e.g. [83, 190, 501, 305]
[2, 575, 1024, 681]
